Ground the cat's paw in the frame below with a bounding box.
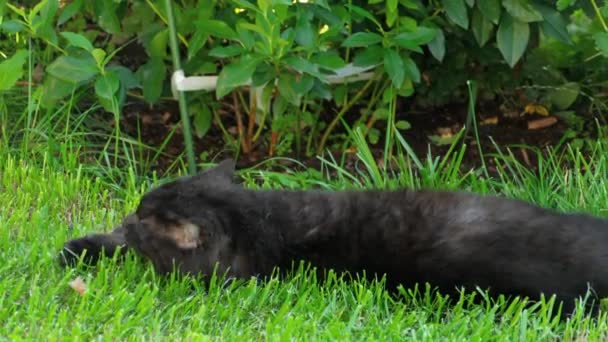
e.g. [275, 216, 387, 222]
[59, 237, 104, 267]
[59, 235, 124, 267]
[59, 227, 129, 268]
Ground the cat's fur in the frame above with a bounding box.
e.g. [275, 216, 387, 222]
[60, 159, 608, 315]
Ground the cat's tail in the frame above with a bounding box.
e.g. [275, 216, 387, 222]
[59, 226, 129, 267]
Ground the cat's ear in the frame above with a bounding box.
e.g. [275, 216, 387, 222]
[197, 159, 236, 183]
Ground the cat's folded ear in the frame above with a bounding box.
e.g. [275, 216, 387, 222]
[195, 159, 237, 184]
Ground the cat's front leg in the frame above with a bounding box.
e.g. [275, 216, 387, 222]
[59, 224, 129, 267]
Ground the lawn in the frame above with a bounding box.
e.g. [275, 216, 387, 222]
[2, 0, 608, 338]
[3, 139, 608, 340]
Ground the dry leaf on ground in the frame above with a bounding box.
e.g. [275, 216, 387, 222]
[527, 117, 558, 130]
[68, 276, 87, 296]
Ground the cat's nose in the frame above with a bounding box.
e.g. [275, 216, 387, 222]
[124, 213, 139, 225]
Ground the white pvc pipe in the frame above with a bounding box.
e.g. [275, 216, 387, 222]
[171, 63, 378, 94]
[170, 63, 379, 112]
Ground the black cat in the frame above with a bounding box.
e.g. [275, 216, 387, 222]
[60, 159, 608, 315]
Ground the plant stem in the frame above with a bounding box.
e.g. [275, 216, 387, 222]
[165, 0, 196, 174]
[213, 109, 236, 147]
[317, 78, 376, 155]
[466, 80, 488, 179]
[25, 36, 33, 152]
[591, 0, 608, 32]
[147, 0, 189, 46]
[296, 98, 308, 159]
[232, 92, 248, 153]
[247, 92, 257, 152]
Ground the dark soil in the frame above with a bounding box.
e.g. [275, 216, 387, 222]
[113, 94, 593, 176]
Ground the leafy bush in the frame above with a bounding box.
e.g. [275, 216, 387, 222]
[0, 0, 607, 158]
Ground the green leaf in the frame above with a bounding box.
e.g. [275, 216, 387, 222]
[345, 4, 383, 29]
[34, 23, 58, 45]
[292, 74, 315, 96]
[594, 32, 608, 56]
[148, 29, 168, 58]
[236, 23, 256, 50]
[1, 20, 25, 33]
[502, 0, 543, 23]
[188, 30, 209, 60]
[208, 45, 245, 58]
[402, 56, 420, 83]
[427, 28, 446, 62]
[232, 0, 260, 13]
[472, 8, 494, 47]
[216, 55, 262, 98]
[94, 71, 120, 112]
[107, 66, 139, 90]
[60, 32, 94, 52]
[40, 75, 77, 108]
[94, 0, 121, 33]
[0, 50, 28, 91]
[272, 90, 289, 117]
[196, 19, 238, 40]
[94, 70, 120, 100]
[257, 0, 270, 13]
[372, 108, 390, 120]
[193, 104, 213, 138]
[238, 22, 265, 37]
[311, 80, 332, 100]
[342, 32, 383, 47]
[251, 63, 276, 87]
[46, 54, 99, 83]
[138, 57, 166, 104]
[496, 14, 529, 68]
[387, 0, 398, 14]
[397, 79, 414, 97]
[6, 2, 25, 18]
[295, 12, 315, 50]
[91, 48, 107, 67]
[277, 73, 300, 105]
[428, 134, 458, 145]
[534, 4, 571, 44]
[58, 0, 83, 25]
[30, 0, 51, 21]
[396, 120, 411, 130]
[392, 27, 437, 51]
[313, 0, 330, 9]
[383, 48, 404, 88]
[442, 0, 469, 29]
[107, 65, 139, 107]
[386, 0, 398, 27]
[557, 0, 576, 11]
[548, 82, 580, 110]
[282, 56, 323, 78]
[368, 128, 380, 144]
[31, 0, 58, 44]
[476, 0, 500, 24]
[32, 0, 58, 28]
[311, 52, 346, 70]
[353, 45, 385, 67]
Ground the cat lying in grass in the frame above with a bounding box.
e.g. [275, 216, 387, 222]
[60, 159, 608, 315]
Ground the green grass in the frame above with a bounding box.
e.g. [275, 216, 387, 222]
[3, 71, 608, 339]
[3, 136, 608, 340]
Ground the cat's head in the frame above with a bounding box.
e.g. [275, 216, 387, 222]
[124, 159, 253, 278]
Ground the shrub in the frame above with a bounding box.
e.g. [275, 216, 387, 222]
[0, 0, 606, 157]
